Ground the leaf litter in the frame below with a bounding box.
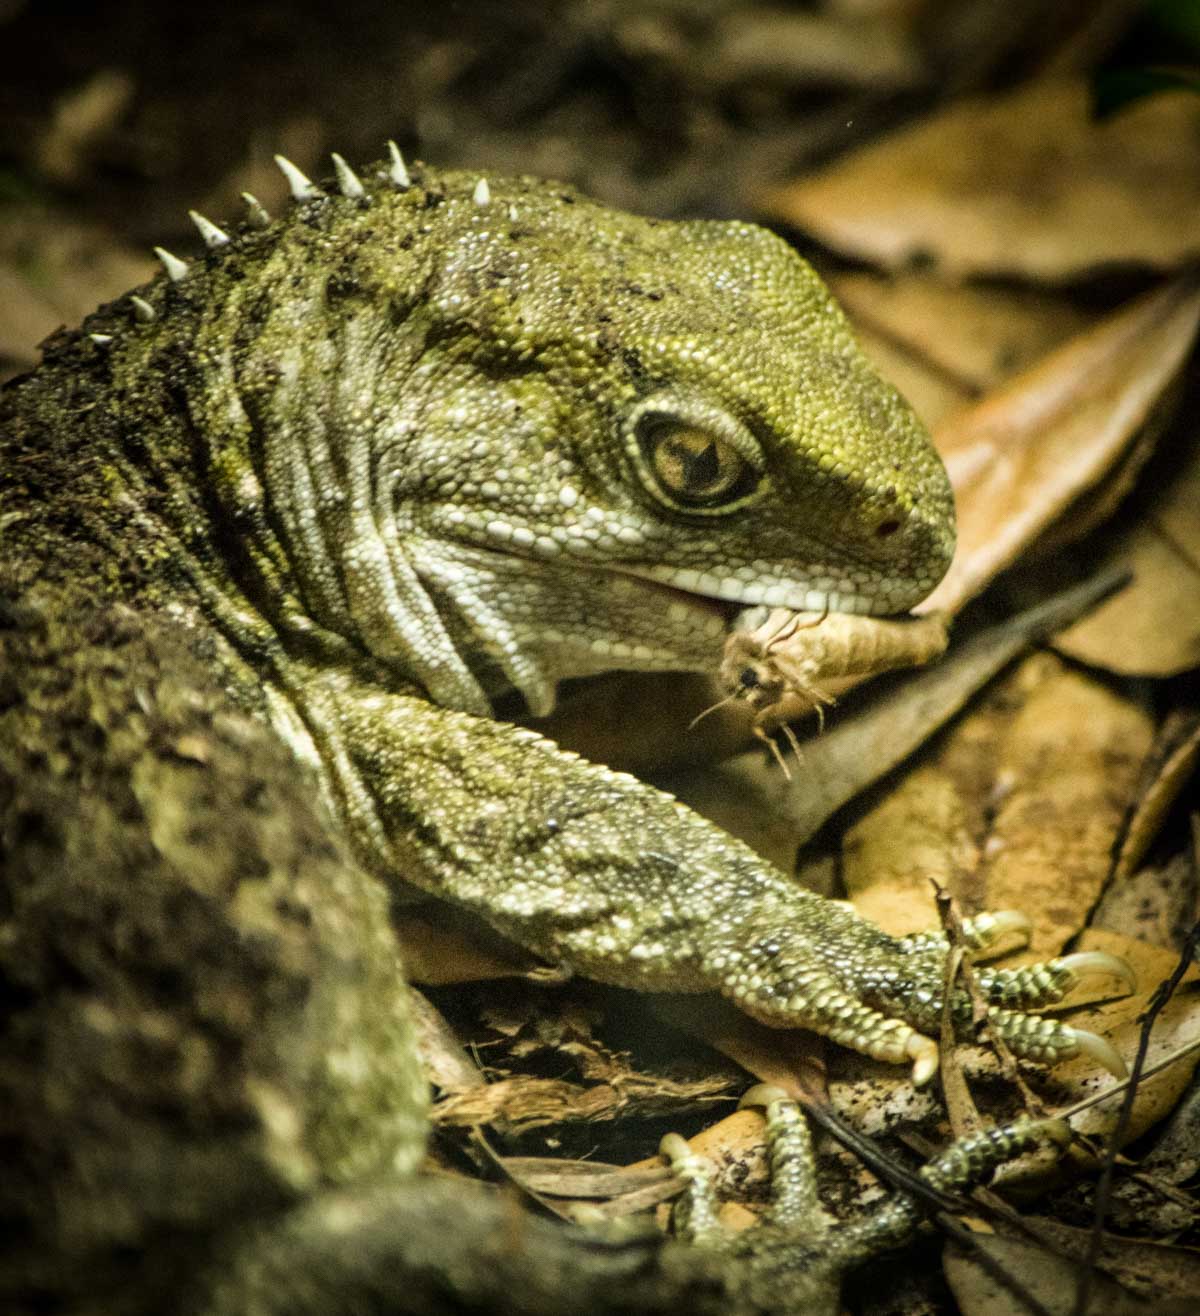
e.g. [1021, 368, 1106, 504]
[8, 19, 1200, 1308]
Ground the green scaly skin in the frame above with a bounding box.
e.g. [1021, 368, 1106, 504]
[0, 152, 1115, 1312]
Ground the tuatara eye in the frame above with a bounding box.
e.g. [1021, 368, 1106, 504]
[645, 424, 747, 502]
[628, 399, 766, 516]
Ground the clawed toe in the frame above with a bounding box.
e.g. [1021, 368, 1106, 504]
[906, 1032, 940, 1086]
[1061, 1025, 1128, 1078]
[962, 909, 1032, 954]
[1053, 951, 1137, 995]
[739, 1083, 790, 1111]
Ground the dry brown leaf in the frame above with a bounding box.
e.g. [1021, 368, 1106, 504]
[396, 908, 542, 984]
[1095, 851, 1197, 953]
[841, 651, 1152, 957]
[842, 764, 978, 936]
[921, 276, 1200, 618]
[974, 654, 1153, 961]
[1055, 432, 1200, 675]
[830, 272, 1092, 396]
[1048, 930, 1200, 1150]
[762, 80, 1200, 279]
[944, 1233, 1160, 1316]
[1017, 1217, 1200, 1304]
[1112, 712, 1200, 882]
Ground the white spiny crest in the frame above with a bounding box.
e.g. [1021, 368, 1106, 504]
[153, 246, 189, 283]
[188, 209, 231, 248]
[241, 191, 271, 228]
[472, 177, 491, 207]
[386, 140, 410, 189]
[331, 152, 365, 199]
[274, 154, 321, 201]
[130, 295, 156, 324]
[89, 333, 113, 346]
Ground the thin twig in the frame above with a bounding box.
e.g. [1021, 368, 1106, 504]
[932, 879, 1045, 1117]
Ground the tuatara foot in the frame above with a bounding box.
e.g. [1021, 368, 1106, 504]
[702, 900, 1134, 1084]
[658, 1085, 1071, 1315]
[895, 908, 1033, 956]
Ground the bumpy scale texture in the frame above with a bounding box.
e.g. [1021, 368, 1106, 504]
[0, 152, 1118, 1311]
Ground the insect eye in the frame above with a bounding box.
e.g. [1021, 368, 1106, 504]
[637, 419, 760, 511]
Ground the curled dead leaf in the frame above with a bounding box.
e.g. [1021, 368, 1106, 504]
[829, 272, 1092, 400]
[922, 275, 1200, 618]
[762, 80, 1200, 279]
[1055, 429, 1200, 675]
[971, 655, 1154, 962]
[1112, 712, 1200, 882]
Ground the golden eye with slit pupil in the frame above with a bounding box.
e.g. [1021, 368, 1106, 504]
[650, 427, 747, 502]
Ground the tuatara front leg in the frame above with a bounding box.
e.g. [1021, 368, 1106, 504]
[323, 675, 1131, 1084]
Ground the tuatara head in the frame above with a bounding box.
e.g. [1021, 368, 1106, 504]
[375, 168, 955, 713]
[81, 153, 955, 717]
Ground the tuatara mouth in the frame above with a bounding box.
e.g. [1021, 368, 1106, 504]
[610, 561, 920, 620]
[605, 562, 912, 628]
[614, 570, 743, 623]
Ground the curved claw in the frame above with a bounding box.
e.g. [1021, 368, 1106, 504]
[1054, 951, 1137, 995]
[1031, 1117, 1073, 1149]
[1064, 1026, 1128, 1079]
[738, 1083, 789, 1112]
[968, 909, 1032, 947]
[906, 1033, 940, 1087]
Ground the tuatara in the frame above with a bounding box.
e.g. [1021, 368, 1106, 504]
[0, 149, 1128, 1313]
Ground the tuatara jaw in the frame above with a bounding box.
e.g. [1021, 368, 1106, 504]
[616, 561, 928, 620]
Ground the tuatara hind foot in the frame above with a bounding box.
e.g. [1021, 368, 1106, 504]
[658, 1085, 1071, 1316]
